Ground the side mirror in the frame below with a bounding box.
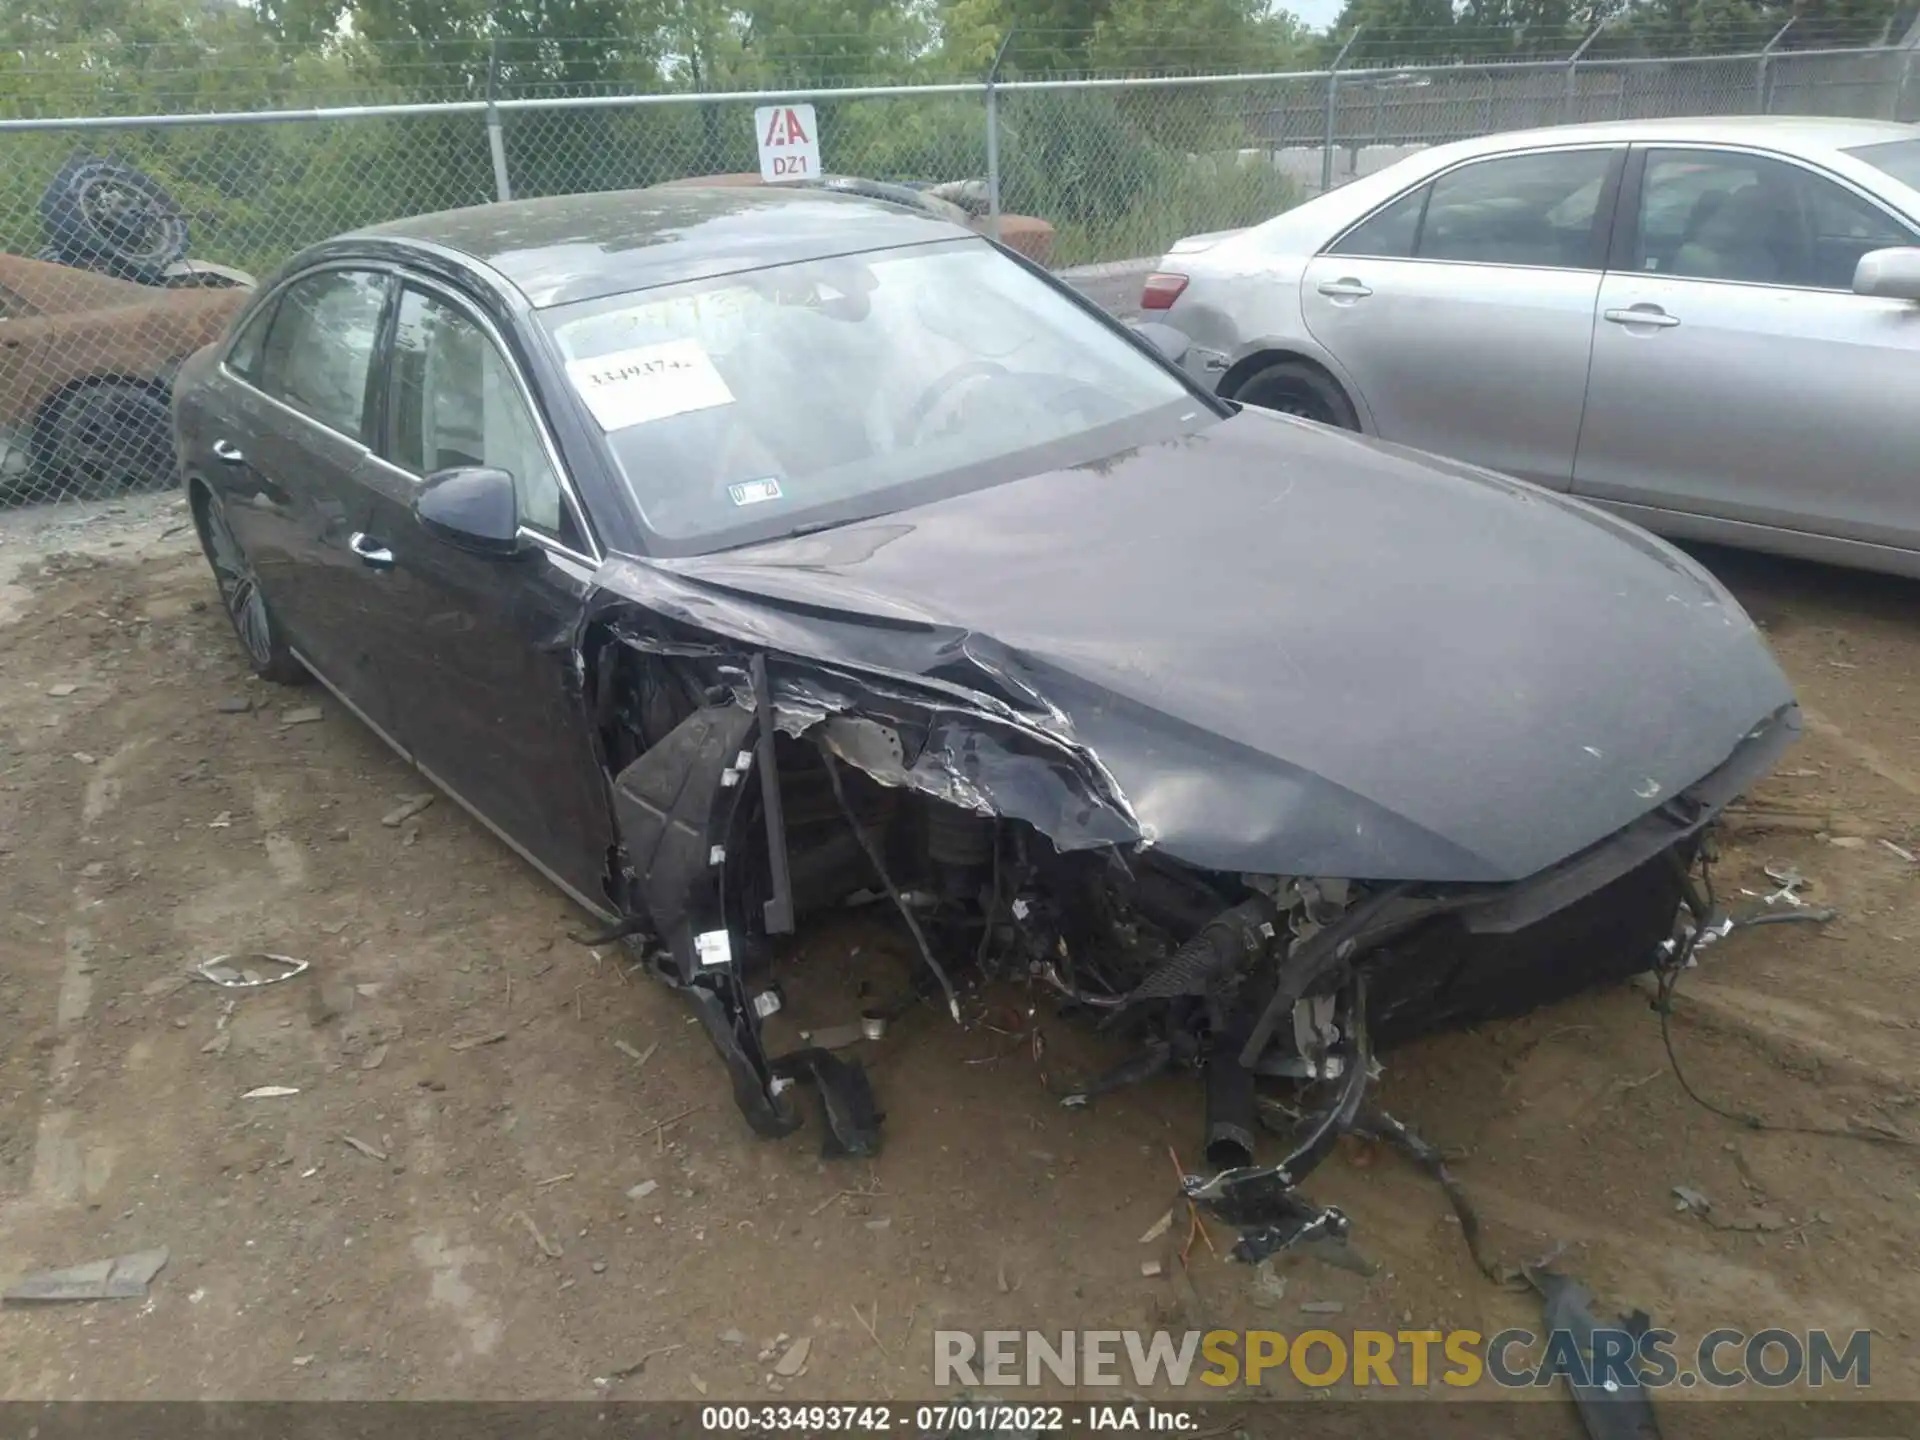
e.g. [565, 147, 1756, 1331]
[1130, 320, 1191, 366]
[1852, 246, 1920, 302]
[415, 466, 524, 556]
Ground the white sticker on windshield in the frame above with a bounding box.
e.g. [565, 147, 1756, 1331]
[728, 478, 784, 507]
[565, 339, 734, 431]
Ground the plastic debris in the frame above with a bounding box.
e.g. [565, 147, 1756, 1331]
[242, 1086, 300, 1099]
[626, 1179, 659, 1200]
[1139, 1209, 1174, 1244]
[195, 953, 308, 989]
[516, 1212, 563, 1259]
[1672, 1185, 1711, 1217]
[343, 1135, 387, 1162]
[5, 1247, 169, 1303]
[381, 794, 435, 828]
[280, 707, 323, 726]
[774, 1336, 811, 1377]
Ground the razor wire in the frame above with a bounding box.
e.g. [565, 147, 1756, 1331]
[1, 41, 1914, 507]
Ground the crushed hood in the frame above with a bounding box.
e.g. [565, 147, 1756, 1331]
[597, 407, 1795, 883]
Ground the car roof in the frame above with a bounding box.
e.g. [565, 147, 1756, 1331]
[1425, 115, 1916, 164]
[347, 185, 973, 308]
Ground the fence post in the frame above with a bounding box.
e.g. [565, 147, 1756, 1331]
[1564, 24, 1603, 124]
[1323, 27, 1362, 195]
[985, 30, 1014, 241]
[1895, 21, 1919, 120]
[487, 37, 513, 202]
[1756, 18, 1794, 114]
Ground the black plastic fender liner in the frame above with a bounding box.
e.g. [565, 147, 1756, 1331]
[611, 702, 799, 1138]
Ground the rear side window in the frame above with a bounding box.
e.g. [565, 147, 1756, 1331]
[1330, 149, 1613, 269]
[1329, 187, 1427, 259]
[255, 269, 390, 440]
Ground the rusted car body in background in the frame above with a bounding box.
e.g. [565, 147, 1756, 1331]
[2, 253, 249, 499]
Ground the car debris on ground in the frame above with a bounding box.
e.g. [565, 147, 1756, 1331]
[193, 953, 308, 988]
[1671, 1185, 1712, 1217]
[381, 794, 435, 828]
[4, 1247, 170, 1303]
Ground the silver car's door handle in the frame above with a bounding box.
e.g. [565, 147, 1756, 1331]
[1603, 306, 1680, 329]
[348, 532, 394, 568]
[211, 439, 245, 463]
[1317, 278, 1374, 299]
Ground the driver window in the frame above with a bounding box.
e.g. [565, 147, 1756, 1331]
[1631, 149, 1911, 290]
[389, 287, 569, 540]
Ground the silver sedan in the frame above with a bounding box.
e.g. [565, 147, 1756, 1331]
[1147, 117, 1920, 578]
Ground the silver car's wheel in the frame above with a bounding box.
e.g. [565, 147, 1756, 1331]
[1234, 360, 1358, 431]
[192, 487, 306, 684]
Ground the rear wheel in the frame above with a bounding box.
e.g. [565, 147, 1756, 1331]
[1232, 360, 1359, 430]
[34, 382, 176, 500]
[191, 485, 305, 685]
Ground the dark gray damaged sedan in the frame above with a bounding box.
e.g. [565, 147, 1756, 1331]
[171, 184, 1797, 1253]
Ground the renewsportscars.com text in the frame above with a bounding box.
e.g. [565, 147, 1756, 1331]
[933, 1327, 1872, 1391]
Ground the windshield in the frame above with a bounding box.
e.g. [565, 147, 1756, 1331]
[541, 238, 1203, 551]
[1844, 138, 1920, 194]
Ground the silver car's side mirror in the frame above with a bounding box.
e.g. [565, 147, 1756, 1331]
[1852, 246, 1920, 301]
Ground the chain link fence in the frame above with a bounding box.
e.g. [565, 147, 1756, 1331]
[2, 41, 1915, 507]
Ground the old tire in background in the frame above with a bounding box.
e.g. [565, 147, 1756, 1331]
[190, 484, 306, 685]
[1232, 360, 1359, 430]
[33, 381, 177, 500]
[39, 155, 190, 283]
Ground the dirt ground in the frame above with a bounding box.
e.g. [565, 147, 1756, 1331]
[1, 492, 1917, 1417]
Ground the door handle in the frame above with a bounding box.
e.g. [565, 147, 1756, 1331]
[1317, 278, 1374, 299]
[1603, 306, 1680, 329]
[212, 438, 246, 463]
[348, 532, 394, 568]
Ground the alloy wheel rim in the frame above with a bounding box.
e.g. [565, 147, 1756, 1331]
[203, 501, 273, 666]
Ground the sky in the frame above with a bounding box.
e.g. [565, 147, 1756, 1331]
[1284, 0, 1345, 26]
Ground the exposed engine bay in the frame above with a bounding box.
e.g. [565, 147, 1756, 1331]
[582, 579, 1798, 1264]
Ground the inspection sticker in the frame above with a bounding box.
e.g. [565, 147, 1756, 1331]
[728, 477, 783, 506]
[565, 339, 734, 431]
